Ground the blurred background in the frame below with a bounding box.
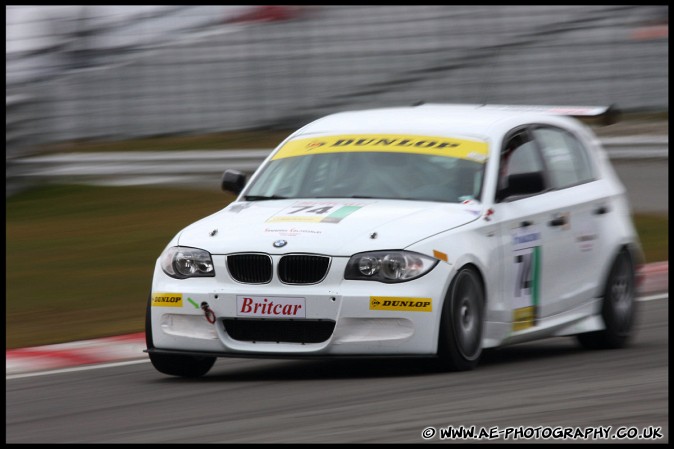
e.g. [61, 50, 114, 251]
[5, 5, 668, 348]
[7, 5, 668, 156]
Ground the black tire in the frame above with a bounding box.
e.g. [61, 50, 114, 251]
[576, 249, 637, 350]
[145, 294, 216, 377]
[145, 294, 154, 349]
[148, 352, 216, 378]
[437, 267, 485, 371]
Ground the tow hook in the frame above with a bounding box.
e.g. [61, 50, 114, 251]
[201, 301, 216, 324]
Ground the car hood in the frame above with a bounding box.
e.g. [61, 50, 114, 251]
[177, 199, 483, 256]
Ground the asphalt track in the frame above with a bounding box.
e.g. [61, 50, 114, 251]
[6, 295, 668, 444]
[5, 157, 668, 443]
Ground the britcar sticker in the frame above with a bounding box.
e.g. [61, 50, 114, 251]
[236, 295, 306, 318]
[511, 226, 541, 331]
[369, 296, 433, 312]
[152, 293, 183, 307]
[267, 201, 364, 224]
[272, 134, 488, 162]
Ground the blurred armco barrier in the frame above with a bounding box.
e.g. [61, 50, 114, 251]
[6, 6, 669, 148]
[7, 137, 668, 192]
[6, 6, 668, 195]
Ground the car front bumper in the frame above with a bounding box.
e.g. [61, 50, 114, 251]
[148, 256, 453, 356]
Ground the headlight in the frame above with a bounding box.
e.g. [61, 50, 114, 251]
[345, 251, 438, 283]
[160, 246, 215, 279]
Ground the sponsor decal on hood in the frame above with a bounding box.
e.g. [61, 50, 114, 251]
[177, 199, 481, 256]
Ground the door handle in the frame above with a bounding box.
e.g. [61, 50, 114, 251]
[593, 205, 610, 215]
[548, 215, 567, 227]
[520, 220, 533, 227]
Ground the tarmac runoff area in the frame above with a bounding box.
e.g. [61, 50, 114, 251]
[6, 261, 668, 377]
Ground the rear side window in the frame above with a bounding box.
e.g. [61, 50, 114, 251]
[532, 127, 595, 189]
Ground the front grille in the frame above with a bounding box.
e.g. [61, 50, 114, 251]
[278, 255, 330, 284]
[223, 318, 336, 343]
[227, 254, 273, 283]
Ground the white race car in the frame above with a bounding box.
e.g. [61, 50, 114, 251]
[146, 104, 643, 377]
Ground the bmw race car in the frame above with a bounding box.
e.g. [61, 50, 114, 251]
[145, 104, 643, 377]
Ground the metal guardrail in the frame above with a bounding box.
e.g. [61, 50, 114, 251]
[6, 95, 38, 159]
[7, 137, 669, 190]
[598, 136, 669, 159]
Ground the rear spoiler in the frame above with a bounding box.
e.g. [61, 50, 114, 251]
[473, 103, 621, 126]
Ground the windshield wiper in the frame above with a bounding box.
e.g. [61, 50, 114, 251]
[313, 195, 375, 199]
[243, 195, 289, 201]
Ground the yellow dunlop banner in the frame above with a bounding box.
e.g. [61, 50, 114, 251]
[370, 296, 433, 312]
[152, 293, 183, 307]
[273, 134, 488, 162]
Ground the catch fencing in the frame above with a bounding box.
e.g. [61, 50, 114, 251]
[6, 6, 668, 155]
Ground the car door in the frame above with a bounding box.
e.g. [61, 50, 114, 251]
[494, 126, 588, 332]
[494, 127, 556, 332]
[529, 125, 608, 315]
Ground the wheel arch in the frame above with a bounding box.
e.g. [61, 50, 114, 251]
[145, 292, 155, 350]
[604, 243, 641, 293]
[457, 262, 487, 303]
[436, 262, 488, 370]
[433, 260, 489, 339]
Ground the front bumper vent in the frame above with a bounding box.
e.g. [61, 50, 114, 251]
[223, 318, 336, 343]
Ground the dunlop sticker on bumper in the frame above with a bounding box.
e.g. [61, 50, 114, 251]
[370, 296, 432, 312]
[152, 293, 183, 307]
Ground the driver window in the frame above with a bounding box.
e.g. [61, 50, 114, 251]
[497, 130, 545, 201]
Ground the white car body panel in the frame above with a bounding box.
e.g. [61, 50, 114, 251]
[147, 104, 642, 364]
[176, 199, 482, 256]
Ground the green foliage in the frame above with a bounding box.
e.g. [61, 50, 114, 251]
[632, 213, 669, 264]
[6, 184, 233, 349]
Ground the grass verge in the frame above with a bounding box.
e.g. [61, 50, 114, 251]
[6, 184, 668, 349]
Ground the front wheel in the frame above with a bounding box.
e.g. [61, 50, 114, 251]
[576, 249, 637, 350]
[148, 352, 216, 378]
[437, 267, 485, 371]
[146, 293, 216, 377]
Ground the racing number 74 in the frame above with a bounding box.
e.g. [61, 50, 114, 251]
[515, 251, 533, 298]
[289, 206, 333, 215]
[512, 246, 540, 329]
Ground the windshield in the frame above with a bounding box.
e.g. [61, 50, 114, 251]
[244, 135, 488, 203]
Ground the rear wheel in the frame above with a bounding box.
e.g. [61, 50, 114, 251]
[145, 294, 216, 377]
[437, 267, 485, 371]
[576, 249, 637, 349]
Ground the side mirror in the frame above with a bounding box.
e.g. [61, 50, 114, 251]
[221, 169, 247, 194]
[497, 171, 545, 202]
